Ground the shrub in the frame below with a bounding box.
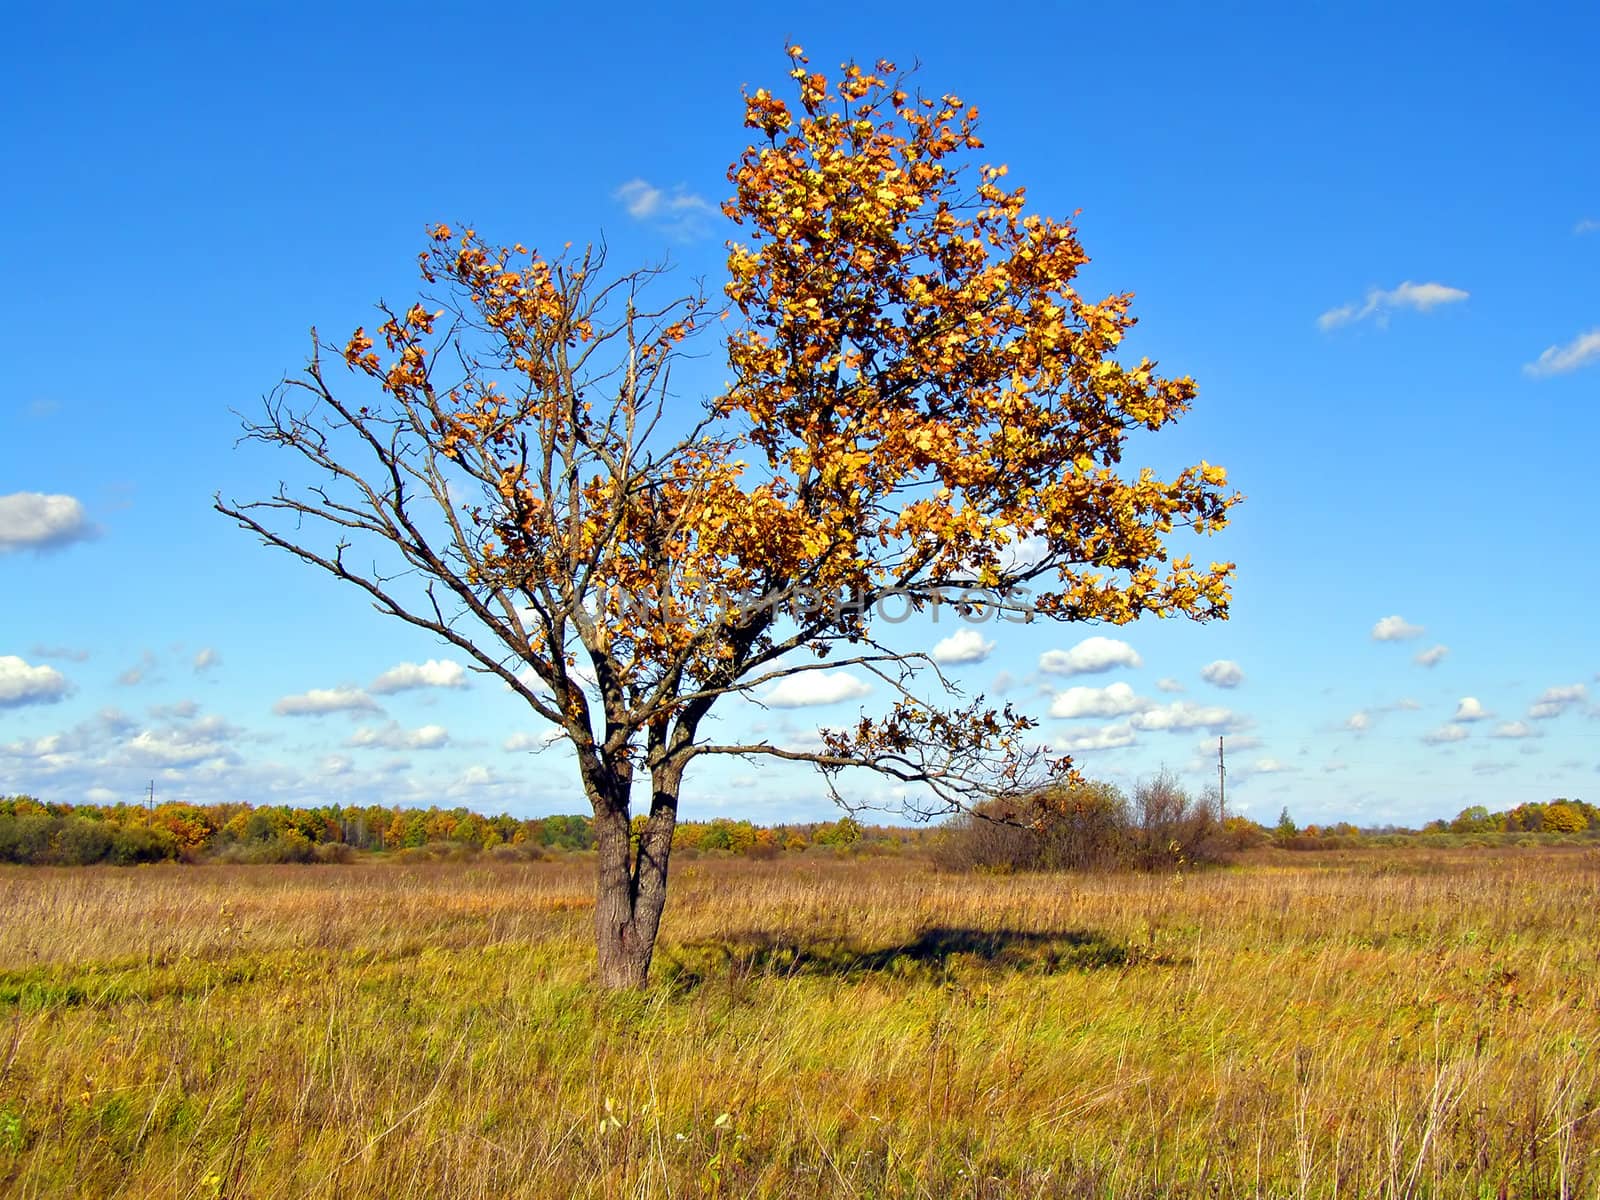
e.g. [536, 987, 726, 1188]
[0, 815, 57, 864]
[108, 824, 178, 864]
[936, 773, 1230, 874]
[211, 832, 316, 865]
[1127, 772, 1226, 869]
[54, 817, 115, 865]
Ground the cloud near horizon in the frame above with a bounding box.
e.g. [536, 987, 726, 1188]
[345, 722, 450, 751]
[1128, 701, 1240, 733]
[1051, 722, 1138, 752]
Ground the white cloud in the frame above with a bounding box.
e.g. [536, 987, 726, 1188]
[409, 724, 450, 749]
[1528, 683, 1587, 720]
[995, 534, 1050, 574]
[1371, 615, 1424, 641]
[1129, 701, 1239, 733]
[613, 179, 718, 236]
[1317, 281, 1469, 331]
[764, 671, 872, 708]
[1413, 644, 1449, 668]
[1344, 711, 1371, 732]
[1523, 329, 1600, 378]
[370, 659, 469, 694]
[346, 722, 450, 750]
[273, 686, 382, 716]
[1, 731, 76, 761]
[99, 707, 136, 734]
[1156, 677, 1185, 693]
[1049, 681, 1148, 719]
[0, 656, 72, 708]
[193, 647, 221, 673]
[614, 180, 710, 224]
[1422, 723, 1469, 745]
[931, 629, 995, 665]
[506, 666, 551, 695]
[1490, 721, 1538, 740]
[125, 716, 243, 767]
[1038, 637, 1142, 676]
[30, 644, 89, 662]
[124, 732, 224, 767]
[1453, 697, 1492, 722]
[1575, 218, 1600, 235]
[1200, 734, 1261, 755]
[1200, 660, 1243, 689]
[1051, 722, 1138, 752]
[780, 728, 828, 754]
[1391, 698, 1423, 711]
[505, 729, 565, 751]
[1251, 758, 1285, 774]
[321, 754, 353, 776]
[117, 651, 157, 686]
[0, 492, 96, 552]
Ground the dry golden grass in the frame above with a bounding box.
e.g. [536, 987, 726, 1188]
[1, 848, 1597, 1197]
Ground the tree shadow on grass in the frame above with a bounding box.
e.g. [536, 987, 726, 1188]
[659, 925, 1172, 992]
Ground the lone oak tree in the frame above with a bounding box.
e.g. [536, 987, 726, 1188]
[218, 48, 1238, 989]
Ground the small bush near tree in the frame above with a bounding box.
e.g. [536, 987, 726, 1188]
[936, 774, 1226, 873]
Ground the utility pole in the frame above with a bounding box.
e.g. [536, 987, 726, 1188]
[1217, 737, 1226, 823]
[147, 779, 155, 815]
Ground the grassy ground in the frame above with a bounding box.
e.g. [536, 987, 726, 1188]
[1, 848, 1597, 1198]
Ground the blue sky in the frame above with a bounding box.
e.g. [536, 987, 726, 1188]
[2, 1, 1596, 826]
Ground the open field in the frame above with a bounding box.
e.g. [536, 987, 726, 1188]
[1, 849, 1598, 1198]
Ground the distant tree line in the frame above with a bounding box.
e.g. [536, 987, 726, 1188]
[0, 790, 1590, 870]
[1266, 798, 1598, 849]
[0, 795, 913, 867]
[1432, 799, 1598, 835]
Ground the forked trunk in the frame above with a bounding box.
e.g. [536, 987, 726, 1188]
[592, 762, 681, 989]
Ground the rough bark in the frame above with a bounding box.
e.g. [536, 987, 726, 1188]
[591, 760, 682, 990]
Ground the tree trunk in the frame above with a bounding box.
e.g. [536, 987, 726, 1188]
[591, 761, 682, 989]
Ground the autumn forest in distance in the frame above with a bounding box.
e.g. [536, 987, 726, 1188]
[1, 789, 1594, 867]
